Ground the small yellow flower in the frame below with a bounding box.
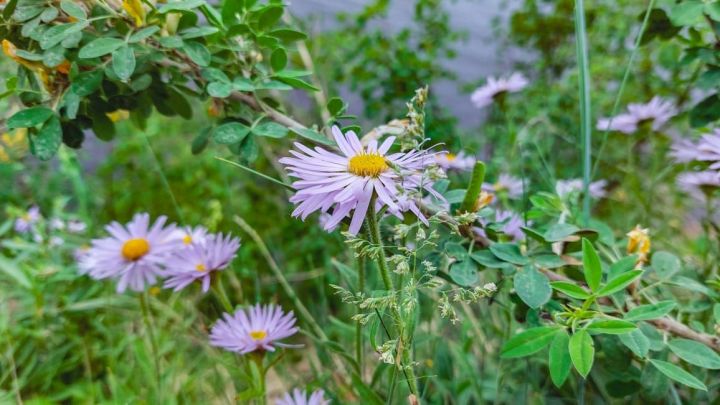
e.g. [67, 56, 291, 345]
[627, 225, 650, 263]
[473, 191, 495, 211]
[0, 129, 29, 162]
[122, 0, 146, 27]
[106, 109, 130, 122]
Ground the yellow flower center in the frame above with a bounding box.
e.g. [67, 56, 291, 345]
[121, 238, 150, 261]
[183, 235, 192, 245]
[445, 153, 456, 161]
[348, 154, 388, 177]
[249, 330, 267, 341]
[195, 263, 207, 272]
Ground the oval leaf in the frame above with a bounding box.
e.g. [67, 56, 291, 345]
[213, 122, 250, 144]
[668, 338, 720, 369]
[79, 37, 124, 59]
[550, 281, 591, 300]
[514, 266, 551, 309]
[586, 319, 637, 335]
[649, 359, 707, 391]
[582, 238, 602, 292]
[624, 301, 676, 322]
[549, 330, 572, 387]
[597, 270, 643, 296]
[569, 330, 594, 378]
[501, 326, 559, 358]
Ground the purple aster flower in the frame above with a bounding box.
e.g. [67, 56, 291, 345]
[49, 218, 65, 231]
[555, 179, 607, 199]
[209, 304, 299, 354]
[277, 389, 330, 405]
[471, 73, 529, 109]
[279, 126, 440, 234]
[696, 129, 720, 169]
[79, 213, 180, 293]
[677, 170, 720, 200]
[435, 151, 475, 171]
[483, 173, 524, 200]
[163, 233, 240, 293]
[67, 220, 87, 233]
[14, 205, 41, 233]
[596, 96, 677, 134]
[669, 137, 700, 164]
[473, 210, 528, 242]
[173, 225, 210, 247]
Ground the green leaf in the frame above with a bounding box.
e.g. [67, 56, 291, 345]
[79, 37, 124, 59]
[8, 107, 54, 129]
[180, 26, 220, 39]
[327, 97, 346, 116]
[449, 260, 478, 287]
[232, 77, 255, 92]
[582, 238, 602, 292]
[649, 359, 707, 391]
[252, 121, 288, 138]
[608, 254, 638, 280]
[532, 254, 566, 269]
[544, 223, 580, 242]
[669, 1, 704, 26]
[70, 70, 104, 96]
[586, 320, 636, 335]
[60, 0, 86, 19]
[191, 128, 211, 155]
[500, 326, 559, 358]
[597, 270, 643, 296]
[40, 21, 88, 49]
[619, 328, 650, 358]
[291, 127, 335, 146]
[690, 94, 720, 128]
[207, 81, 233, 98]
[258, 6, 284, 30]
[569, 330, 594, 378]
[668, 338, 720, 369]
[471, 250, 513, 269]
[183, 42, 211, 67]
[651, 251, 680, 278]
[112, 45, 135, 82]
[624, 301, 676, 322]
[159, 36, 184, 48]
[158, 0, 205, 13]
[445, 242, 468, 259]
[213, 122, 250, 144]
[129, 26, 160, 43]
[276, 76, 319, 91]
[489, 243, 529, 265]
[549, 331, 572, 387]
[550, 281, 591, 300]
[706, 3, 720, 21]
[31, 115, 62, 160]
[270, 47, 287, 71]
[91, 113, 115, 141]
[514, 266, 551, 309]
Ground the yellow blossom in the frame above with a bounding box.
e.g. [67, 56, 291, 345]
[0, 129, 29, 162]
[627, 225, 650, 263]
[106, 110, 130, 122]
[473, 191, 495, 211]
[122, 0, 146, 27]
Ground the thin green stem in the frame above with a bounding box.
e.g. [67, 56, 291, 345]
[366, 197, 394, 291]
[356, 254, 366, 376]
[574, 0, 592, 226]
[212, 277, 234, 313]
[143, 133, 185, 224]
[139, 292, 162, 397]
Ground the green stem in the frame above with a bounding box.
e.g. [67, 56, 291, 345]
[356, 254, 365, 376]
[366, 197, 394, 291]
[212, 277, 234, 313]
[574, 0, 592, 226]
[139, 292, 162, 397]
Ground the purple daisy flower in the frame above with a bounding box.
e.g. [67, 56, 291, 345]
[277, 389, 330, 405]
[677, 170, 720, 200]
[79, 213, 180, 293]
[555, 179, 607, 199]
[279, 126, 440, 234]
[696, 129, 720, 169]
[470, 73, 529, 109]
[669, 137, 700, 164]
[483, 173, 524, 200]
[596, 96, 677, 134]
[435, 151, 475, 171]
[473, 210, 528, 242]
[14, 205, 41, 233]
[173, 225, 210, 247]
[209, 304, 299, 354]
[163, 233, 240, 293]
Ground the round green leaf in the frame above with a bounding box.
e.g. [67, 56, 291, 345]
[213, 122, 250, 144]
[270, 47, 288, 71]
[31, 116, 62, 160]
[183, 42, 211, 67]
[514, 266, 551, 309]
[8, 107, 54, 129]
[112, 45, 136, 82]
[449, 260, 478, 287]
[252, 122, 288, 138]
[79, 37, 125, 59]
[489, 243, 528, 265]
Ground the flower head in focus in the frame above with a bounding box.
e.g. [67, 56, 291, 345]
[209, 304, 299, 354]
[279, 126, 440, 234]
[596, 97, 677, 134]
[470, 73, 529, 109]
[15, 205, 41, 233]
[435, 151, 475, 171]
[276, 389, 330, 405]
[79, 213, 180, 292]
[164, 233, 240, 293]
[627, 225, 651, 263]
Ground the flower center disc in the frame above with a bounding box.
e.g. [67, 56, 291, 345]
[348, 154, 388, 177]
[249, 330, 267, 341]
[445, 153, 456, 161]
[183, 235, 192, 245]
[195, 263, 207, 272]
[121, 238, 150, 261]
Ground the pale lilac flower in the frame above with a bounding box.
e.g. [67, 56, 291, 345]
[67, 220, 87, 233]
[470, 73, 529, 109]
[277, 389, 330, 405]
[174, 225, 209, 247]
[669, 138, 699, 163]
[677, 170, 720, 200]
[79, 213, 180, 293]
[49, 236, 64, 247]
[696, 129, 720, 169]
[49, 218, 65, 231]
[473, 210, 528, 242]
[435, 151, 475, 171]
[483, 173, 524, 200]
[279, 126, 440, 234]
[163, 233, 240, 293]
[209, 304, 299, 354]
[14, 205, 41, 233]
[555, 179, 607, 199]
[596, 96, 677, 134]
